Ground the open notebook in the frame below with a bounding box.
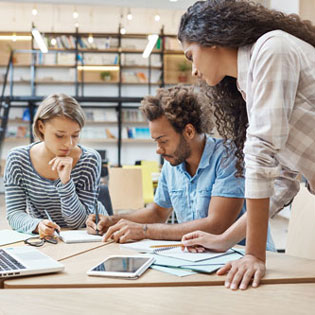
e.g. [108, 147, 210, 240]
[0, 230, 31, 246]
[120, 239, 235, 262]
[59, 230, 102, 244]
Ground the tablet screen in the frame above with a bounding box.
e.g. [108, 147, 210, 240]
[91, 257, 151, 273]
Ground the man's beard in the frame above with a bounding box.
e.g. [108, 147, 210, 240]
[168, 135, 191, 166]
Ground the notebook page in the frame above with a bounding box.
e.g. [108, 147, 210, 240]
[156, 247, 234, 262]
[59, 230, 102, 243]
[0, 230, 31, 246]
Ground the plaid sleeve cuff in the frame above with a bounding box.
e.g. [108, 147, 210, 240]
[245, 177, 274, 199]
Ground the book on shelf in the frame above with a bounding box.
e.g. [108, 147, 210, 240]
[45, 35, 76, 50]
[77, 36, 119, 50]
[83, 54, 118, 65]
[6, 125, 29, 138]
[57, 53, 75, 65]
[83, 109, 117, 123]
[122, 109, 146, 123]
[126, 127, 150, 139]
[85, 110, 94, 121]
[122, 71, 148, 83]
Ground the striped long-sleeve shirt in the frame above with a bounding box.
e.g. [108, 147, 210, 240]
[4, 143, 108, 234]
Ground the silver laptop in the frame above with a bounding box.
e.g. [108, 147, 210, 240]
[0, 246, 64, 278]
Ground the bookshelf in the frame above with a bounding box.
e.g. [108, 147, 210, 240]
[0, 30, 192, 165]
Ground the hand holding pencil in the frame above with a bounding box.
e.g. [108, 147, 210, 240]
[86, 213, 115, 235]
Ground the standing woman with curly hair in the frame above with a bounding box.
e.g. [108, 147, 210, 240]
[178, 0, 315, 290]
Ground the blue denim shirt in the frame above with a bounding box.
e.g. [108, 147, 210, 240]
[154, 135, 275, 251]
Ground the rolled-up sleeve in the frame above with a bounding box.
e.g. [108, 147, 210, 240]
[244, 35, 300, 198]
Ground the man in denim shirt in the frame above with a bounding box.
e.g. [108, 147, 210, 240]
[86, 86, 275, 251]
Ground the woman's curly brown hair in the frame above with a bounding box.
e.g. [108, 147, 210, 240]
[178, 0, 315, 176]
[140, 85, 214, 135]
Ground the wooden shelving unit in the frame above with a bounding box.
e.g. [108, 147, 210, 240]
[0, 30, 190, 165]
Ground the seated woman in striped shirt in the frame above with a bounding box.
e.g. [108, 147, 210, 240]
[4, 93, 108, 237]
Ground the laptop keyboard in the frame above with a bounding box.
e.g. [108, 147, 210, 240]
[0, 249, 26, 271]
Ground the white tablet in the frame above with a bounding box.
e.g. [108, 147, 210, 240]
[87, 255, 155, 279]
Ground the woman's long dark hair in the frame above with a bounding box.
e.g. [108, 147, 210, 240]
[178, 0, 315, 176]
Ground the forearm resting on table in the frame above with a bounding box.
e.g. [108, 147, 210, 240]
[112, 203, 171, 225]
[145, 215, 239, 241]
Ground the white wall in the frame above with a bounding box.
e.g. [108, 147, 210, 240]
[270, 0, 299, 14]
[0, 2, 185, 34]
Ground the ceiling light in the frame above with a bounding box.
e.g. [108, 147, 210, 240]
[127, 11, 133, 21]
[120, 27, 126, 35]
[73, 10, 79, 19]
[32, 8, 38, 16]
[0, 35, 32, 41]
[154, 14, 160, 22]
[169, 0, 178, 2]
[32, 27, 48, 53]
[142, 34, 159, 58]
[74, 22, 79, 28]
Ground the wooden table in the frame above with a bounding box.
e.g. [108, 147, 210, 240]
[4, 242, 315, 289]
[0, 284, 315, 315]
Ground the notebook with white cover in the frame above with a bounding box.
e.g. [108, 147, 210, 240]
[0, 246, 64, 278]
[0, 230, 32, 246]
[59, 230, 102, 244]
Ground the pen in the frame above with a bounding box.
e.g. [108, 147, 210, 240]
[44, 210, 60, 236]
[150, 244, 184, 249]
[95, 206, 99, 235]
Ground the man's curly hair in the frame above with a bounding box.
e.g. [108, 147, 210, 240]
[140, 85, 213, 135]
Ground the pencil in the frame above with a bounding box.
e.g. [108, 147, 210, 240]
[44, 209, 60, 236]
[95, 206, 99, 235]
[150, 244, 184, 248]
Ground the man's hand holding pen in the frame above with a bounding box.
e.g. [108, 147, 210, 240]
[86, 214, 116, 235]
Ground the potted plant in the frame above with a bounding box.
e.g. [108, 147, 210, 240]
[100, 71, 111, 82]
[177, 60, 191, 83]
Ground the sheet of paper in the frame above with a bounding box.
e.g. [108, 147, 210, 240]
[156, 247, 234, 262]
[152, 251, 243, 274]
[152, 254, 193, 268]
[120, 239, 181, 253]
[177, 251, 244, 266]
[0, 230, 31, 246]
[59, 230, 102, 244]
[150, 265, 196, 277]
[120, 240, 243, 263]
